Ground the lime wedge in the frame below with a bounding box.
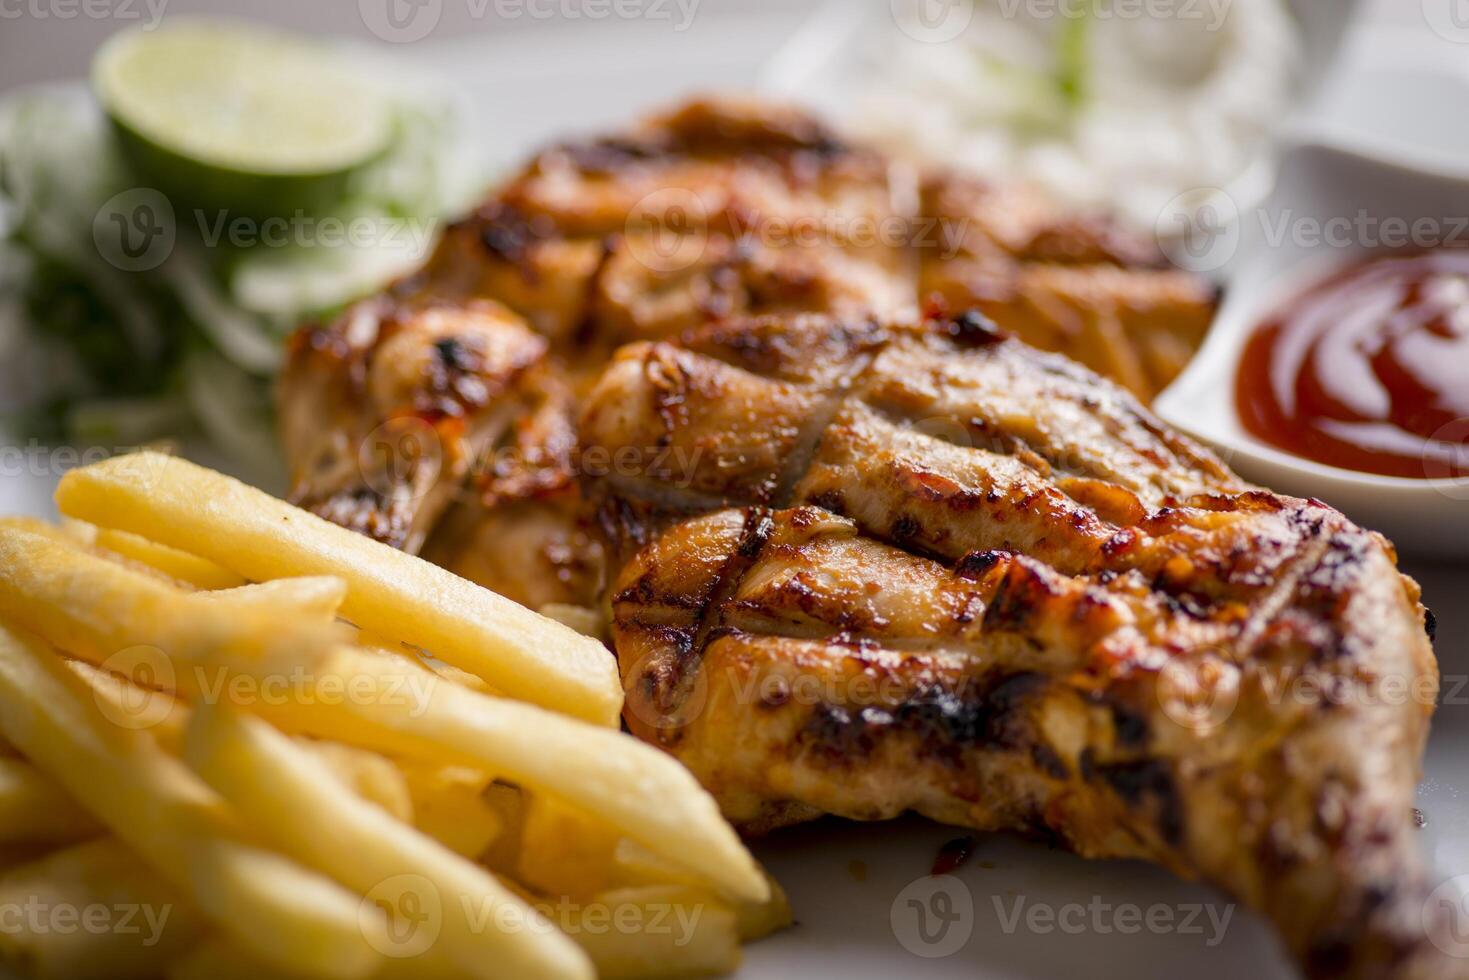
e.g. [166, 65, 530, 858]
[93, 20, 393, 219]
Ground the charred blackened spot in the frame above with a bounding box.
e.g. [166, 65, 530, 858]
[555, 136, 667, 174]
[955, 549, 1009, 581]
[982, 560, 1066, 632]
[433, 337, 469, 370]
[1031, 743, 1069, 780]
[1093, 758, 1183, 845]
[475, 203, 561, 268]
[1109, 701, 1150, 749]
[737, 510, 776, 560]
[1426, 609, 1438, 642]
[808, 489, 845, 518]
[800, 671, 1050, 767]
[803, 704, 880, 762]
[939, 310, 1005, 348]
[891, 514, 922, 542]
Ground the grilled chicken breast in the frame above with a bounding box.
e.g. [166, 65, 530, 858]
[280, 98, 1215, 607]
[279, 99, 1446, 978]
[582, 311, 1446, 980]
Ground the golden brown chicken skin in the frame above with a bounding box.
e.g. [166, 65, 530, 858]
[582, 311, 1448, 980]
[280, 98, 918, 609]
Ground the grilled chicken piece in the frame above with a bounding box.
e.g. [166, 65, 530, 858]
[919, 173, 1219, 400]
[280, 98, 917, 606]
[280, 99, 1213, 602]
[582, 311, 1447, 980]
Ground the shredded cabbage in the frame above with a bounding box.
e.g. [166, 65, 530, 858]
[0, 53, 474, 466]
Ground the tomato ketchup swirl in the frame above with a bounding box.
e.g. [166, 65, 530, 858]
[1236, 250, 1469, 479]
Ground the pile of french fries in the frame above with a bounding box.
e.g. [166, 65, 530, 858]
[0, 452, 788, 980]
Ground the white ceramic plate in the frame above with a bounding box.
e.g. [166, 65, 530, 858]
[2, 5, 1467, 979]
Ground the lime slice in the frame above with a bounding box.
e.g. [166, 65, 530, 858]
[93, 20, 393, 219]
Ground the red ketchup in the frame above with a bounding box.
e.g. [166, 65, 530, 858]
[1236, 250, 1469, 479]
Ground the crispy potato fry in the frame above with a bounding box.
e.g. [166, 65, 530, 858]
[0, 526, 346, 696]
[65, 658, 191, 753]
[479, 783, 525, 876]
[0, 624, 388, 980]
[65, 659, 412, 820]
[89, 526, 246, 591]
[0, 757, 102, 844]
[612, 844, 792, 942]
[549, 885, 741, 980]
[518, 796, 621, 899]
[0, 838, 206, 980]
[184, 705, 593, 980]
[170, 937, 469, 980]
[167, 938, 309, 980]
[297, 739, 414, 822]
[732, 872, 792, 943]
[197, 577, 349, 621]
[254, 647, 768, 904]
[613, 840, 703, 889]
[400, 767, 501, 858]
[58, 453, 622, 726]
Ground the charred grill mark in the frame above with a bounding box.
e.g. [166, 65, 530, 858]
[955, 549, 1010, 582]
[1083, 753, 1184, 846]
[766, 344, 886, 507]
[474, 202, 559, 267]
[1109, 700, 1151, 750]
[799, 671, 1053, 769]
[937, 310, 1006, 348]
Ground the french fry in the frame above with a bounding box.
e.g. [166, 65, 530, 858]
[0, 757, 102, 844]
[66, 658, 413, 820]
[732, 872, 792, 943]
[254, 647, 769, 904]
[167, 938, 309, 980]
[66, 658, 192, 751]
[549, 885, 741, 980]
[299, 739, 414, 823]
[169, 937, 467, 980]
[183, 704, 594, 980]
[479, 783, 525, 876]
[57, 453, 623, 726]
[400, 767, 501, 859]
[0, 525, 346, 696]
[0, 838, 206, 980]
[518, 795, 621, 899]
[0, 623, 389, 980]
[89, 526, 246, 591]
[611, 843, 792, 942]
[198, 577, 349, 621]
